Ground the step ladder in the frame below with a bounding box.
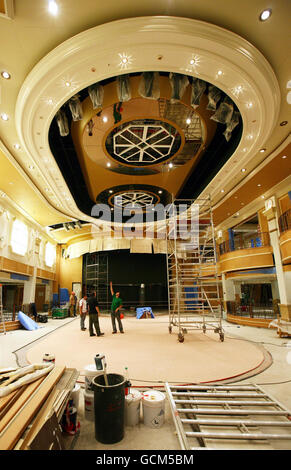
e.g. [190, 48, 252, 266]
[0, 284, 6, 335]
[166, 196, 223, 342]
[165, 382, 291, 450]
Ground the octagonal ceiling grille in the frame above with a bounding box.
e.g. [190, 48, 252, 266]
[113, 191, 156, 209]
[105, 119, 182, 166]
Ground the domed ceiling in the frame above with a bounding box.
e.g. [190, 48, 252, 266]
[48, 71, 242, 223]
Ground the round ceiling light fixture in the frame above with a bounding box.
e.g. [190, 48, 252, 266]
[1, 71, 11, 79]
[259, 9, 272, 21]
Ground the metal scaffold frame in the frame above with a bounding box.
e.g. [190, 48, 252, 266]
[166, 196, 224, 342]
[165, 382, 291, 450]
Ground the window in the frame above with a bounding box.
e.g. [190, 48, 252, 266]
[45, 242, 56, 267]
[10, 219, 29, 256]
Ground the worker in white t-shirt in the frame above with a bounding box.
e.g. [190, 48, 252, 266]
[79, 295, 88, 331]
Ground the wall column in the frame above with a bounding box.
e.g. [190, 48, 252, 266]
[264, 201, 291, 321]
[221, 273, 236, 316]
[23, 266, 37, 306]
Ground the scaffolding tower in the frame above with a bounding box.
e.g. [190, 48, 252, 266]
[166, 197, 223, 342]
[84, 253, 109, 310]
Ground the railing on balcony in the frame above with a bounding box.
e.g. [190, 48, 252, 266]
[279, 208, 291, 233]
[226, 301, 278, 319]
[219, 232, 270, 255]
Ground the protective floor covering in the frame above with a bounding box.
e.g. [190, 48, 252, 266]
[26, 316, 269, 386]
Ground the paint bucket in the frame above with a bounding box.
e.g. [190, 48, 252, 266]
[84, 390, 94, 421]
[142, 390, 166, 428]
[42, 353, 55, 364]
[84, 364, 103, 392]
[125, 389, 142, 426]
[71, 383, 80, 410]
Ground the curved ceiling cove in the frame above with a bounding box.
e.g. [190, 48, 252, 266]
[15, 16, 280, 226]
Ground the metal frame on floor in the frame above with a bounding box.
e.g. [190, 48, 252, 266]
[165, 382, 291, 450]
[166, 196, 223, 342]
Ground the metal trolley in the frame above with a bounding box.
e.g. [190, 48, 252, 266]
[166, 197, 224, 342]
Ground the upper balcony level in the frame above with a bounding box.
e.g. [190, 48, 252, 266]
[218, 231, 274, 273]
[279, 209, 291, 265]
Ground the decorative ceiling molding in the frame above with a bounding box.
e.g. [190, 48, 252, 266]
[0, 0, 14, 19]
[15, 16, 280, 224]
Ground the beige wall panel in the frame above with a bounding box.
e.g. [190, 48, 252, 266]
[59, 256, 83, 292]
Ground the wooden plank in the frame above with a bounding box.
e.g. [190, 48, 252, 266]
[18, 368, 78, 449]
[0, 390, 18, 413]
[0, 366, 66, 450]
[0, 378, 44, 433]
[0, 387, 26, 420]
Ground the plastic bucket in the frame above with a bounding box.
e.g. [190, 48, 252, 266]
[84, 364, 103, 392]
[125, 389, 141, 426]
[92, 373, 126, 444]
[84, 390, 94, 421]
[71, 383, 80, 410]
[142, 390, 166, 428]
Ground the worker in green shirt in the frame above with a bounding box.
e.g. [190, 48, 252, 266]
[110, 281, 124, 334]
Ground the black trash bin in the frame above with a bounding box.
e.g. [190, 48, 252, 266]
[92, 373, 126, 444]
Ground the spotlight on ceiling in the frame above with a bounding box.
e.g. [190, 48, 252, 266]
[48, 0, 59, 16]
[1, 71, 11, 80]
[259, 9, 272, 21]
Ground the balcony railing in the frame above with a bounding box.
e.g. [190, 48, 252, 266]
[279, 208, 291, 233]
[226, 301, 278, 319]
[219, 232, 270, 255]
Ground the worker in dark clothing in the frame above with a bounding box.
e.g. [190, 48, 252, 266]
[110, 281, 124, 334]
[87, 292, 104, 337]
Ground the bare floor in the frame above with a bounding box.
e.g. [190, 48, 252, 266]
[1, 315, 291, 450]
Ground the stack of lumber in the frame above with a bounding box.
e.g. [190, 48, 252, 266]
[0, 321, 21, 333]
[0, 365, 79, 450]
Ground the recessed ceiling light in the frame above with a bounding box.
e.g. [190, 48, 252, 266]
[260, 148, 266, 153]
[259, 9, 272, 21]
[217, 70, 223, 76]
[48, 0, 59, 16]
[103, 116, 108, 123]
[241, 168, 246, 172]
[158, 190, 163, 194]
[261, 195, 265, 199]
[221, 189, 225, 193]
[280, 121, 288, 126]
[45, 187, 50, 192]
[169, 163, 173, 168]
[1, 71, 10, 80]
[14, 144, 21, 150]
[107, 162, 111, 167]
[65, 81, 71, 87]
[109, 190, 113, 194]
[186, 118, 191, 125]
[1, 113, 9, 121]
[28, 165, 35, 170]
[257, 184, 261, 187]
[282, 155, 287, 159]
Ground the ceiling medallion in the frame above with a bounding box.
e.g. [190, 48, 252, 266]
[110, 191, 157, 209]
[104, 119, 182, 166]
